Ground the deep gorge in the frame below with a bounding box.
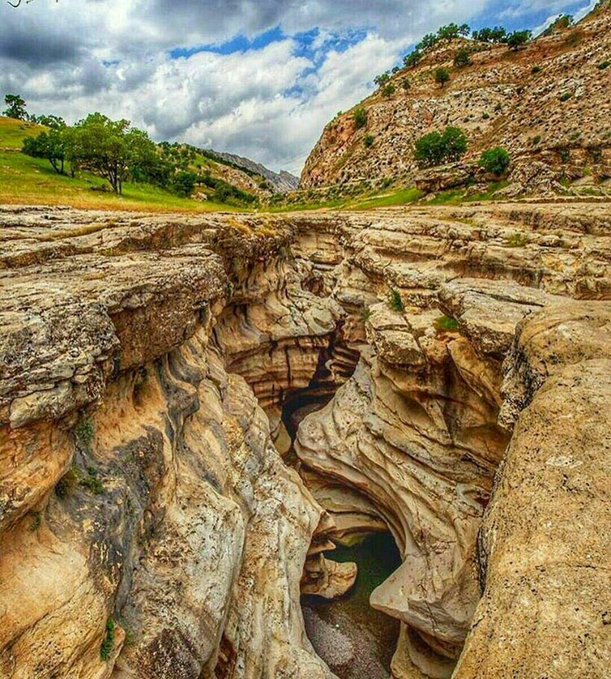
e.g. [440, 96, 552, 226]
[0, 204, 609, 679]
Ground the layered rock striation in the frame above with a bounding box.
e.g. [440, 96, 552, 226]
[0, 201, 609, 678]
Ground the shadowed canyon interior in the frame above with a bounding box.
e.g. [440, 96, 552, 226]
[0, 203, 609, 679]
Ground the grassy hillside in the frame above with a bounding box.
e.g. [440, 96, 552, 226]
[0, 117, 245, 213]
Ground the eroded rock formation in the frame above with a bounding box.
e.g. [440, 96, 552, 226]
[0, 202, 609, 678]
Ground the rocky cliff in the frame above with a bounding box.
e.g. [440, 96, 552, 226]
[0, 201, 609, 678]
[300, 3, 611, 196]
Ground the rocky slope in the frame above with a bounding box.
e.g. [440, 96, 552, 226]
[214, 152, 299, 194]
[0, 201, 609, 679]
[300, 3, 611, 196]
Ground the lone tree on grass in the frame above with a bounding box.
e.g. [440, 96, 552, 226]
[71, 113, 160, 194]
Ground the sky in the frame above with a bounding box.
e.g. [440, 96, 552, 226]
[0, 0, 598, 175]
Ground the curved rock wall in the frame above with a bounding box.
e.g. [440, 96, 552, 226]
[0, 203, 609, 679]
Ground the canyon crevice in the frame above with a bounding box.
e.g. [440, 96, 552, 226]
[0, 203, 609, 679]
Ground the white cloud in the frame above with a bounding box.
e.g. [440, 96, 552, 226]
[0, 0, 594, 174]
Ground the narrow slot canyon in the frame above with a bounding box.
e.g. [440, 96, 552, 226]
[1, 207, 609, 679]
[301, 533, 402, 679]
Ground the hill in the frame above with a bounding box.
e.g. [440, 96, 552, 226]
[300, 2, 611, 198]
[213, 150, 299, 193]
[0, 116, 276, 212]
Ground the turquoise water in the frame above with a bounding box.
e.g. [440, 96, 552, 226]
[302, 533, 402, 679]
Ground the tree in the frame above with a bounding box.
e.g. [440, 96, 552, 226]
[479, 147, 511, 176]
[437, 23, 469, 41]
[22, 129, 67, 174]
[507, 30, 532, 50]
[353, 108, 368, 129]
[454, 47, 472, 67]
[418, 33, 438, 52]
[382, 83, 396, 98]
[414, 126, 468, 167]
[434, 67, 451, 87]
[374, 72, 391, 88]
[31, 114, 66, 129]
[3, 93, 28, 120]
[472, 26, 507, 43]
[404, 50, 423, 68]
[71, 113, 160, 194]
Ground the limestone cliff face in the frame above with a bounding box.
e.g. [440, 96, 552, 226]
[0, 202, 609, 679]
[300, 4, 611, 195]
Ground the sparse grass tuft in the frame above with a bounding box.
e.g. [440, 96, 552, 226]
[29, 512, 42, 532]
[505, 232, 530, 247]
[388, 289, 405, 313]
[100, 618, 116, 661]
[80, 467, 106, 495]
[435, 315, 460, 332]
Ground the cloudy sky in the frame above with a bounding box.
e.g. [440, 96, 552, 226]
[0, 0, 597, 174]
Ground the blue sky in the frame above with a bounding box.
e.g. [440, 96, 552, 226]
[0, 0, 597, 174]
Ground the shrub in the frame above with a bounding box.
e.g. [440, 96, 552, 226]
[531, 65, 543, 74]
[435, 315, 460, 332]
[354, 107, 368, 129]
[402, 78, 411, 91]
[479, 147, 511, 176]
[559, 91, 573, 101]
[507, 30, 532, 50]
[171, 170, 197, 197]
[100, 618, 116, 661]
[434, 67, 451, 87]
[361, 307, 373, 321]
[414, 126, 468, 167]
[75, 418, 95, 451]
[598, 60, 610, 70]
[55, 468, 79, 499]
[364, 134, 375, 148]
[542, 14, 573, 36]
[382, 83, 396, 98]
[388, 289, 405, 312]
[80, 467, 105, 495]
[454, 48, 472, 67]
[505, 233, 530, 247]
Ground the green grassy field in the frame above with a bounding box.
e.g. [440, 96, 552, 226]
[0, 117, 242, 213]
